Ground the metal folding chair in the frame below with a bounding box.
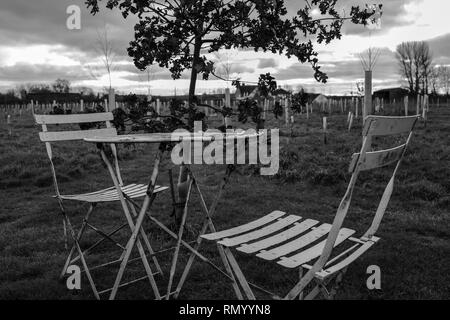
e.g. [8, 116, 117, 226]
[201, 115, 420, 300]
[34, 112, 168, 299]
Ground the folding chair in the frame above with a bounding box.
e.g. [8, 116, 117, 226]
[201, 115, 420, 300]
[34, 112, 168, 299]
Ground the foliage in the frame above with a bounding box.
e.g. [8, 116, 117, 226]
[109, 94, 206, 140]
[237, 98, 261, 124]
[291, 87, 309, 114]
[50, 105, 65, 115]
[273, 101, 283, 119]
[27, 84, 52, 94]
[52, 79, 71, 93]
[86, 0, 378, 129]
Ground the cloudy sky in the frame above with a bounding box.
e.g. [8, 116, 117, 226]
[0, 0, 449, 95]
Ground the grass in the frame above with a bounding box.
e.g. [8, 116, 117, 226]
[0, 106, 449, 300]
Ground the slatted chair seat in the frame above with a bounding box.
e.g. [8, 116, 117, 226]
[202, 211, 378, 279]
[58, 183, 168, 203]
[198, 115, 420, 300]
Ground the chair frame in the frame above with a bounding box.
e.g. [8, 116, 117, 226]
[34, 112, 165, 299]
[201, 115, 420, 300]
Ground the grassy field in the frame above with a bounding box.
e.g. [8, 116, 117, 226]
[0, 105, 449, 300]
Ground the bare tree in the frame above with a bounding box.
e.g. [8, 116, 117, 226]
[359, 47, 381, 72]
[419, 44, 433, 94]
[359, 48, 380, 116]
[87, 25, 116, 91]
[438, 66, 450, 95]
[429, 66, 439, 95]
[212, 50, 236, 88]
[52, 78, 71, 93]
[396, 42, 414, 93]
[396, 41, 434, 94]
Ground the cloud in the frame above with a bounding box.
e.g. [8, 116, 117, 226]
[274, 47, 401, 93]
[0, 62, 89, 83]
[257, 58, 278, 69]
[0, 0, 136, 58]
[428, 33, 450, 65]
[0, 0, 448, 95]
[229, 64, 255, 75]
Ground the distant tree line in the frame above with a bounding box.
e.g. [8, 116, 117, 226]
[0, 78, 100, 104]
[396, 41, 450, 96]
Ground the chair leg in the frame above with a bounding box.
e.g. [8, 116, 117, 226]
[318, 281, 332, 300]
[109, 195, 161, 300]
[303, 270, 346, 300]
[223, 247, 256, 300]
[328, 268, 348, 299]
[68, 222, 128, 265]
[127, 199, 163, 276]
[59, 204, 100, 300]
[62, 218, 68, 250]
[165, 179, 193, 300]
[85, 223, 125, 250]
[214, 239, 244, 300]
[174, 172, 243, 300]
[298, 267, 304, 300]
[60, 203, 96, 279]
[285, 269, 316, 300]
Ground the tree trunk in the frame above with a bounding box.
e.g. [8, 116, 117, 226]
[175, 37, 202, 225]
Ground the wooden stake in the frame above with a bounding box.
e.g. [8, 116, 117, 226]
[7, 114, 11, 136]
[109, 88, 116, 111]
[285, 98, 290, 126]
[225, 88, 231, 127]
[404, 96, 409, 116]
[156, 99, 161, 120]
[416, 94, 420, 115]
[348, 113, 354, 131]
[364, 70, 372, 121]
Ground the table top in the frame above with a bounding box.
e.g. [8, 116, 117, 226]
[84, 131, 262, 144]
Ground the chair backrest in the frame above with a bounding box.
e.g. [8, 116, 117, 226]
[316, 115, 420, 270]
[34, 112, 122, 197]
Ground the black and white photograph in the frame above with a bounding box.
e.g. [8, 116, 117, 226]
[0, 0, 449, 306]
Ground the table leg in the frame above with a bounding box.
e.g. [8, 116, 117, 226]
[165, 171, 193, 299]
[174, 167, 243, 299]
[127, 200, 163, 275]
[99, 146, 161, 300]
[110, 195, 160, 300]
